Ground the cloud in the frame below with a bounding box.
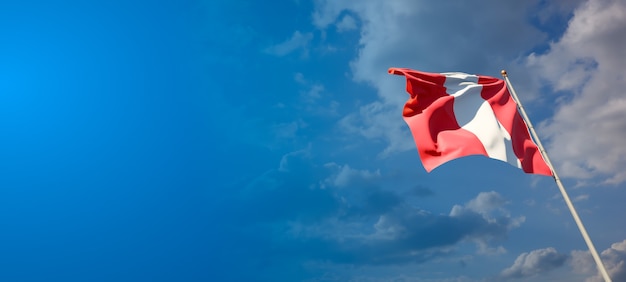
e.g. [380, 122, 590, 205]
[462, 191, 509, 217]
[289, 190, 523, 266]
[323, 163, 381, 188]
[315, 0, 547, 91]
[533, 0, 586, 25]
[571, 239, 626, 282]
[272, 119, 308, 139]
[294, 72, 307, 84]
[233, 148, 340, 224]
[335, 14, 357, 32]
[573, 194, 590, 202]
[527, 0, 626, 184]
[233, 150, 525, 276]
[313, 0, 626, 184]
[499, 247, 568, 279]
[299, 82, 324, 102]
[449, 192, 525, 251]
[292, 72, 338, 116]
[264, 30, 313, 56]
[338, 101, 415, 157]
[290, 203, 521, 267]
[313, 0, 547, 156]
[448, 192, 523, 256]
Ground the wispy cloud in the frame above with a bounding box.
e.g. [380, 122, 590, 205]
[264, 31, 313, 56]
[293, 72, 338, 116]
[335, 14, 357, 32]
[323, 163, 381, 188]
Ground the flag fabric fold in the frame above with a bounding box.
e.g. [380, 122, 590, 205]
[389, 67, 552, 176]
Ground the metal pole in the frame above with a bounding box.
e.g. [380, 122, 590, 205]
[500, 70, 611, 282]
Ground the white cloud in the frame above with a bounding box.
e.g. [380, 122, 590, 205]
[464, 191, 509, 217]
[338, 101, 415, 157]
[303, 84, 324, 101]
[500, 247, 568, 279]
[571, 249, 597, 275]
[571, 239, 626, 282]
[264, 31, 313, 56]
[449, 191, 520, 226]
[449, 192, 525, 254]
[335, 14, 357, 32]
[278, 148, 311, 172]
[293, 72, 337, 116]
[313, 0, 626, 184]
[294, 72, 307, 84]
[323, 163, 381, 188]
[313, 0, 546, 156]
[528, 0, 626, 184]
[272, 119, 308, 139]
[573, 194, 590, 202]
[293, 72, 323, 100]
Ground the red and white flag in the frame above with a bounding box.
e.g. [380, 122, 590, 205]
[389, 68, 552, 176]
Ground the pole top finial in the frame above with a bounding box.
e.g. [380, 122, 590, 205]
[501, 70, 508, 77]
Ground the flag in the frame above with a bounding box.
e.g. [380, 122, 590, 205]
[388, 68, 552, 176]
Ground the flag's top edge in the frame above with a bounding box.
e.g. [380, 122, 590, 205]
[388, 67, 472, 77]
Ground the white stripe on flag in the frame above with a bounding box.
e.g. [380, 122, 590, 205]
[443, 73, 521, 168]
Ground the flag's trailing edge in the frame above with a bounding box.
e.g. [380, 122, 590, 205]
[389, 67, 552, 176]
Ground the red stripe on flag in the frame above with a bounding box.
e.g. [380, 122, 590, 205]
[478, 76, 552, 176]
[394, 68, 488, 172]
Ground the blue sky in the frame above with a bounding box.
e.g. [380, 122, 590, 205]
[2, 0, 626, 281]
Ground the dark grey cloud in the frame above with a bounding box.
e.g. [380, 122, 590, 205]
[257, 201, 518, 266]
[243, 152, 521, 260]
[215, 150, 525, 281]
[349, 202, 514, 265]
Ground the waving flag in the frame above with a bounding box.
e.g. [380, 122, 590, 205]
[389, 68, 552, 176]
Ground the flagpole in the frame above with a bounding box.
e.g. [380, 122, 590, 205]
[501, 70, 611, 282]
